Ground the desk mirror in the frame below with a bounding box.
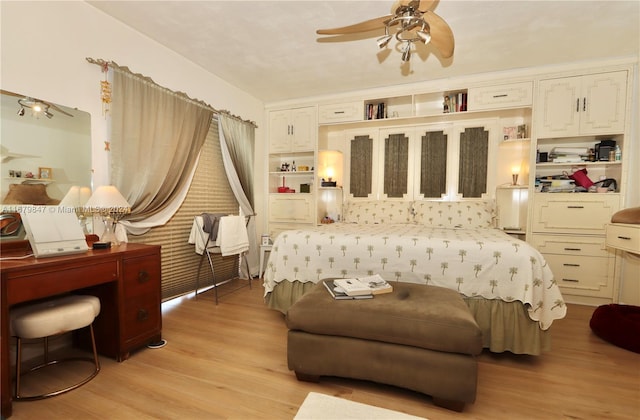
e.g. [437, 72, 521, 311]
[1, 90, 92, 241]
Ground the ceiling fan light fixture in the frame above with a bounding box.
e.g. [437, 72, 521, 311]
[17, 107, 25, 116]
[401, 43, 412, 62]
[44, 110, 53, 119]
[377, 34, 393, 49]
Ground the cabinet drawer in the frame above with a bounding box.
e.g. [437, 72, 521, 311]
[606, 223, 640, 254]
[318, 101, 363, 124]
[269, 194, 314, 223]
[467, 82, 533, 111]
[123, 255, 161, 298]
[544, 254, 614, 297]
[530, 234, 611, 258]
[532, 194, 619, 234]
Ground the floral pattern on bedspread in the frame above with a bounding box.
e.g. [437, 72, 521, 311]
[263, 224, 566, 329]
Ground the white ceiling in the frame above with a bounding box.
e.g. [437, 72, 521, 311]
[88, 1, 639, 104]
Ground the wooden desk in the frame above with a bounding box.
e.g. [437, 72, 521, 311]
[1, 240, 162, 418]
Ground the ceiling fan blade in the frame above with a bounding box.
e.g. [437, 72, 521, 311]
[423, 10, 455, 58]
[317, 15, 393, 35]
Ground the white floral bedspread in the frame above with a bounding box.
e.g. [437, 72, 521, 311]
[263, 224, 566, 329]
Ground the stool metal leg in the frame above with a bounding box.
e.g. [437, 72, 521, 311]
[14, 324, 101, 401]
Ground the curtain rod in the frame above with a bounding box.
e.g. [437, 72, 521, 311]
[86, 57, 257, 128]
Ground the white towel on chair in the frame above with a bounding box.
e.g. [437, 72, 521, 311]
[218, 215, 249, 256]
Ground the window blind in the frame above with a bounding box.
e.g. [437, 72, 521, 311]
[128, 119, 240, 301]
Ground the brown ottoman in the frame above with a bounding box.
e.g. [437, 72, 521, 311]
[285, 281, 483, 411]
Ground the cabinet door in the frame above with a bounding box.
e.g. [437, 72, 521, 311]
[344, 129, 379, 199]
[537, 71, 627, 138]
[379, 128, 413, 200]
[291, 107, 316, 151]
[537, 76, 581, 138]
[269, 110, 292, 153]
[580, 71, 627, 134]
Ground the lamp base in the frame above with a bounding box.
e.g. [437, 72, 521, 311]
[101, 218, 119, 245]
[512, 174, 519, 186]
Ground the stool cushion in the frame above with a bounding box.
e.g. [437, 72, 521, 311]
[11, 295, 101, 339]
[286, 282, 483, 355]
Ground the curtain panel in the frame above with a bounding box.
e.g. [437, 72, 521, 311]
[218, 115, 258, 275]
[110, 68, 213, 234]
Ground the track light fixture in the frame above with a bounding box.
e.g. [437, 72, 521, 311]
[18, 97, 53, 119]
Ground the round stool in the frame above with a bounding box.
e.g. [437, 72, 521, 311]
[10, 295, 101, 400]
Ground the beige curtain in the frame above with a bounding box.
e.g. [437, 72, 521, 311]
[110, 68, 213, 234]
[218, 114, 258, 275]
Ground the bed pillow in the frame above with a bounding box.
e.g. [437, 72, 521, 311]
[412, 200, 495, 228]
[343, 200, 413, 224]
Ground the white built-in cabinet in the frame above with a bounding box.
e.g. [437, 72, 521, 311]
[536, 71, 627, 138]
[269, 107, 316, 153]
[530, 68, 630, 305]
[267, 106, 317, 238]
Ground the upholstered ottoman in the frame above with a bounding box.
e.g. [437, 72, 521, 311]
[286, 281, 483, 411]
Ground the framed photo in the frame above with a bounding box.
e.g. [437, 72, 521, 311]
[503, 126, 517, 140]
[38, 167, 52, 180]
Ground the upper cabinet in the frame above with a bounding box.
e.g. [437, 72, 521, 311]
[269, 107, 317, 153]
[536, 71, 627, 138]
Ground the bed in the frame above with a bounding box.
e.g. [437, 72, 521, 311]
[263, 200, 567, 355]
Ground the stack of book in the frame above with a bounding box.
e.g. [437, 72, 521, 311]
[365, 103, 386, 120]
[324, 274, 393, 300]
[549, 147, 588, 163]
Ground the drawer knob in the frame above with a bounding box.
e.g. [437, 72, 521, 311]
[493, 94, 508, 98]
[567, 206, 584, 209]
[562, 278, 579, 283]
[563, 263, 580, 267]
[617, 236, 632, 240]
[138, 270, 150, 283]
[564, 247, 582, 251]
[137, 308, 149, 321]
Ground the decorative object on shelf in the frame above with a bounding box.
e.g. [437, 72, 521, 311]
[38, 167, 52, 180]
[316, 0, 454, 63]
[84, 185, 131, 245]
[503, 126, 517, 140]
[444, 91, 467, 113]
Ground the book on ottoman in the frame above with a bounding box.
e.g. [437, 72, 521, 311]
[334, 274, 393, 296]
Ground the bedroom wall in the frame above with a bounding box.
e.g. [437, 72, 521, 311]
[0, 1, 267, 237]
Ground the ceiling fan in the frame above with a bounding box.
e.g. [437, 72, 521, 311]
[316, 0, 454, 62]
[1, 89, 74, 118]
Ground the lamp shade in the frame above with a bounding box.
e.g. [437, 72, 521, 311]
[84, 185, 131, 213]
[59, 186, 92, 207]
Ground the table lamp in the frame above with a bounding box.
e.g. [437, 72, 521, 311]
[59, 186, 92, 233]
[84, 185, 131, 245]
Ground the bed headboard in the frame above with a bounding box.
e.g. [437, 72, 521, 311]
[343, 200, 495, 228]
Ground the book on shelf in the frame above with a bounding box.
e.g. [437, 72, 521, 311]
[334, 274, 393, 296]
[323, 280, 373, 300]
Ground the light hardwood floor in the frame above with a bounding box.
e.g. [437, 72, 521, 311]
[8, 279, 640, 419]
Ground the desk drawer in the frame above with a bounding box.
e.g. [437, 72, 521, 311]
[123, 255, 161, 298]
[123, 294, 161, 342]
[606, 223, 640, 254]
[6, 260, 118, 304]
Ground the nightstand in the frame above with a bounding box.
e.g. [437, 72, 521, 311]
[259, 244, 273, 278]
